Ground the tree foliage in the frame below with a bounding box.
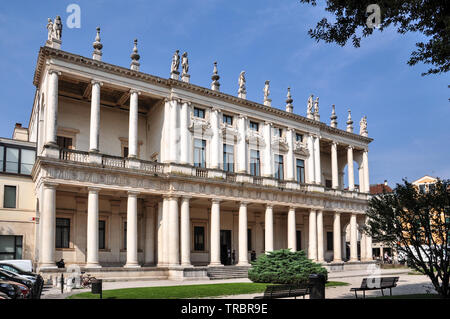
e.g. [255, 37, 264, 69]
[248, 249, 328, 285]
[298, 0, 450, 75]
[364, 179, 450, 297]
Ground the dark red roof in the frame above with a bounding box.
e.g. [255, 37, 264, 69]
[370, 184, 393, 195]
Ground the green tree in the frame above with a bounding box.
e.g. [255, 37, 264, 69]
[248, 249, 328, 285]
[298, 0, 450, 75]
[364, 179, 450, 298]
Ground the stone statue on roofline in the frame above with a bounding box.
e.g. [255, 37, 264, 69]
[263, 80, 270, 101]
[171, 50, 180, 74]
[238, 71, 247, 99]
[181, 52, 189, 75]
[307, 94, 314, 119]
[53, 16, 63, 40]
[360, 116, 368, 136]
[47, 18, 54, 41]
[313, 96, 320, 121]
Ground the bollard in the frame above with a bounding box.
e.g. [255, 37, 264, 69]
[91, 279, 103, 299]
[308, 273, 326, 299]
[60, 273, 64, 294]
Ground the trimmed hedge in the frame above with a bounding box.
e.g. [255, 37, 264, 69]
[248, 249, 328, 285]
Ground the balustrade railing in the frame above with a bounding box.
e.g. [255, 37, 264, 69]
[102, 155, 125, 168]
[59, 148, 89, 163]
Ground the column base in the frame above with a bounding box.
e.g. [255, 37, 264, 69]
[124, 263, 141, 268]
[85, 263, 102, 269]
[349, 258, 359, 262]
[181, 263, 193, 268]
[332, 259, 343, 263]
[236, 262, 250, 267]
[208, 262, 224, 267]
[39, 263, 58, 270]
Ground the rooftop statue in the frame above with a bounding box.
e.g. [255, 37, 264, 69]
[171, 50, 180, 74]
[47, 18, 53, 41]
[53, 16, 62, 40]
[360, 116, 368, 136]
[181, 52, 189, 75]
[307, 95, 314, 118]
[263, 80, 270, 101]
[238, 71, 246, 92]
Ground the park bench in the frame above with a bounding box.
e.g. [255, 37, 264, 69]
[254, 284, 309, 299]
[350, 276, 399, 299]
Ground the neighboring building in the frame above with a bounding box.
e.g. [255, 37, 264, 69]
[22, 18, 374, 279]
[0, 124, 37, 262]
[412, 175, 438, 193]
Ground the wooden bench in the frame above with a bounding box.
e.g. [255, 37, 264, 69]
[254, 284, 309, 299]
[350, 276, 399, 299]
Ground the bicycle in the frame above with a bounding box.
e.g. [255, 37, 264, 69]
[80, 272, 97, 288]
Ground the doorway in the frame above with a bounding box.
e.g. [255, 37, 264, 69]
[220, 230, 232, 265]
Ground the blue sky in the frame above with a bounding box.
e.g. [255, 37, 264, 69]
[0, 0, 448, 186]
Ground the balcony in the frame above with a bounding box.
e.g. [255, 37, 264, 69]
[54, 149, 369, 200]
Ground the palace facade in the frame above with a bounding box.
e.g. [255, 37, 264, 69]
[25, 20, 374, 278]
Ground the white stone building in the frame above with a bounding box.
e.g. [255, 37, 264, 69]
[28, 21, 374, 279]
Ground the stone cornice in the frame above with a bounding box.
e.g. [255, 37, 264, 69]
[33, 46, 373, 144]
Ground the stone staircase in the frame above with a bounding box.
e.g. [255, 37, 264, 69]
[207, 266, 251, 280]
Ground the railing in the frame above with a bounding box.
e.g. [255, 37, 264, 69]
[195, 167, 208, 178]
[55, 149, 367, 200]
[59, 148, 89, 163]
[102, 155, 125, 168]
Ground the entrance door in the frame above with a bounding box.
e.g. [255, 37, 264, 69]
[220, 230, 232, 265]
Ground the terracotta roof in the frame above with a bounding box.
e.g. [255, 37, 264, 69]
[370, 184, 393, 195]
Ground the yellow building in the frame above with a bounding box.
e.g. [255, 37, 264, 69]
[0, 124, 37, 262]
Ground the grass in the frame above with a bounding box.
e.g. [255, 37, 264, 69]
[68, 281, 349, 299]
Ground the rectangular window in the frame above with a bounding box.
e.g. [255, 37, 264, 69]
[296, 159, 305, 184]
[223, 144, 234, 172]
[194, 226, 205, 251]
[247, 229, 252, 251]
[55, 218, 70, 249]
[57, 136, 73, 149]
[5, 148, 19, 173]
[99, 220, 106, 250]
[194, 107, 205, 119]
[249, 121, 259, 131]
[325, 179, 332, 188]
[327, 232, 333, 251]
[123, 146, 129, 158]
[296, 231, 302, 251]
[194, 139, 206, 168]
[250, 150, 260, 176]
[0, 235, 22, 260]
[3, 186, 16, 209]
[20, 149, 35, 175]
[295, 133, 303, 142]
[274, 128, 283, 137]
[274, 155, 284, 180]
[223, 114, 233, 125]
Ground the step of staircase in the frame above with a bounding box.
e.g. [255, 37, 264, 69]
[207, 266, 251, 280]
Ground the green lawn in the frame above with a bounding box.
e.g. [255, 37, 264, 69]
[68, 281, 348, 299]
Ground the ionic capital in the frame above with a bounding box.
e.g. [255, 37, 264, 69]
[87, 186, 101, 193]
[91, 80, 104, 86]
[48, 69, 62, 76]
[129, 89, 141, 95]
[127, 190, 140, 197]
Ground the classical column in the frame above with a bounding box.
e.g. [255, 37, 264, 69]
[210, 108, 221, 169]
[314, 135, 322, 184]
[332, 212, 342, 262]
[170, 99, 180, 163]
[144, 202, 155, 265]
[209, 199, 222, 266]
[179, 101, 191, 164]
[40, 183, 58, 269]
[365, 216, 373, 260]
[156, 201, 164, 266]
[347, 146, 355, 191]
[161, 197, 170, 266]
[264, 205, 274, 253]
[287, 207, 296, 251]
[168, 196, 180, 266]
[180, 197, 191, 266]
[308, 209, 317, 260]
[237, 202, 249, 266]
[306, 134, 315, 183]
[286, 128, 295, 181]
[262, 122, 273, 177]
[363, 149, 370, 193]
[128, 90, 140, 158]
[331, 142, 339, 189]
[109, 200, 121, 263]
[237, 115, 247, 173]
[86, 187, 101, 268]
[360, 230, 367, 262]
[125, 191, 140, 268]
[316, 210, 324, 262]
[89, 80, 102, 152]
[45, 70, 61, 147]
[349, 213, 358, 262]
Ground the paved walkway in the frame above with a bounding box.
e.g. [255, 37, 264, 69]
[41, 269, 436, 299]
